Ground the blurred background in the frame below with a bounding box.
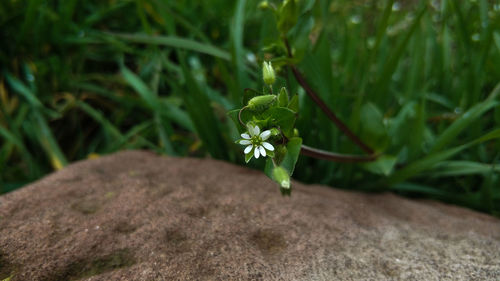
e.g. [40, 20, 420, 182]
[1, 0, 499, 215]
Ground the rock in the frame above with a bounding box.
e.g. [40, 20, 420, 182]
[0, 150, 499, 281]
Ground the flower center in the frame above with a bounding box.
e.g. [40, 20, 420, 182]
[251, 136, 262, 146]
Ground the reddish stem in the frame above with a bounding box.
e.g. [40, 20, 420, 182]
[283, 37, 377, 161]
[301, 145, 377, 163]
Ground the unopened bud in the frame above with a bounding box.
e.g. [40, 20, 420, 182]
[258, 1, 269, 10]
[248, 94, 276, 111]
[270, 128, 281, 137]
[273, 166, 290, 189]
[262, 61, 276, 85]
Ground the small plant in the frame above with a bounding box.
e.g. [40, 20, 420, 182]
[229, 0, 379, 194]
[229, 61, 302, 194]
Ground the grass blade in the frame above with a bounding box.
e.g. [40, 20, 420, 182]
[431, 82, 500, 152]
[427, 161, 500, 177]
[121, 65, 176, 154]
[374, 6, 427, 102]
[230, 0, 250, 100]
[178, 53, 228, 159]
[75, 101, 123, 140]
[5, 75, 67, 170]
[388, 128, 500, 185]
[109, 32, 231, 60]
[31, 111, 68, 170]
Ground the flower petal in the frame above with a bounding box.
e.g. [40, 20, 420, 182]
[254, 146, 260, 158]
[247, 125, 256, 137]
[241, 133, 251, 139]
[244, 145, 253, 154]
[252, 125, 260, 136]
[262, 142, 274, 151]
[239, 139, 251, 145]
[259, 146, 266, 157]
[260, 130, 271, 140]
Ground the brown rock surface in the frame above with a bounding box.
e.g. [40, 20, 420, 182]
[0, 150, 499, 281]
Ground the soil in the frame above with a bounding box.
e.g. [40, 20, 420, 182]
[0, 150, 499, 280]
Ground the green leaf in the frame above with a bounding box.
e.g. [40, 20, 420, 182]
[494, 32, 500, 54]
[388, 128, 500, 185]
[266, 150, 275, 158]
[427, 161, 500, 177]
[230, 0, 251, 98]
[430, 82, 500, 152]
[362, 155, 397, 176]
[390, 182, 465, 201]
[120, 65, 176, 154]
[112, 121, 154, 150]
[5, 76, 67, 170]
[4, 73, 43, 108]
[75, 101, 123, 140]
[121, 65, 158, 109]
[387, 101, 426, 161]
[109, 32, 231, 60]
[159, 100, 194, 131]
[372, 0, 394, 53]
[179, 54, 228, 159]
[278, 87, 289, 107]
[0, 124, 26, 152]
[0, 123, 36, 174]
[227, 109, 242, 130]
[278, 0, 299, 34]
[280, 137, 302, 175]
[262, 107, 297, 137]
[358, 103, 389, 151]
[19, 0, 42, 41]
[288, 94, 299, 112]
[374, 6, 427, 101]
[245, 151, 253, 163]
[31, 111, 68, 170]
[288, 11, 314, 59]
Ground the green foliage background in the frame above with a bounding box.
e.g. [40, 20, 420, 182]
[1, 0, 499, 214]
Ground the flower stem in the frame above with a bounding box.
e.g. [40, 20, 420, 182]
[238, 106, 248, 127]
[283, 37, 378, 161]
[301, 145, 378, 163]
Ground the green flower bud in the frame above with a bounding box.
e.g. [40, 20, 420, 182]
[248, 94, 276, 111]
[270, 128, 281, 137]
[262, 61, 276, 85]
[273, 166, 290, 189]
[258, 1, 269, 10]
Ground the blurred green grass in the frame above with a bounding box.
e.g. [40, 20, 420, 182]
[0, 0, 499, 215]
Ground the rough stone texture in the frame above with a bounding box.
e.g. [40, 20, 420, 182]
[0, 150, 499, 281]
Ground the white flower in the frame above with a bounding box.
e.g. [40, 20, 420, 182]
[238, 124, 274, 162]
